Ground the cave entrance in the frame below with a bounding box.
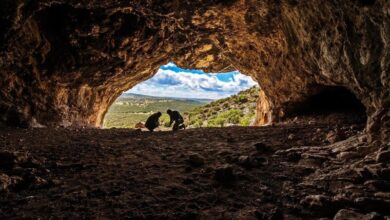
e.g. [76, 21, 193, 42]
[103, 63, 259, 129]
[288, 86, 367, 125]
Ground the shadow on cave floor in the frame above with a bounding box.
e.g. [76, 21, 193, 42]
[0, 116, 388, 219]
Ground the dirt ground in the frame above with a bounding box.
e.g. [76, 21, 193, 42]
[0, 114, 389, 219]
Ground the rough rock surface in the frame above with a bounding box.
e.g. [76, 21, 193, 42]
[3, 117, 388, 219]
[0, 1, 389, 142]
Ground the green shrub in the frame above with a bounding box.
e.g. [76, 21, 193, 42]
[192, 118, 204, 128]
[236, 94, 248, 103]
[160, 114, 171, 127]
[220, 109, 242, 124]
[209, 117, 225, 127]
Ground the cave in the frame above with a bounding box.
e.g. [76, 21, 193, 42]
[0, 0, 388, 141]
[299, 87, 366, 115]
[287, 86, 368, 124]
[0, 1, 389, 219]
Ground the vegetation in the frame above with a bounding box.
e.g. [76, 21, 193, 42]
[103, 94, 205, 128]
[186, 86, 259, 128]
[103, 87, 259, 129]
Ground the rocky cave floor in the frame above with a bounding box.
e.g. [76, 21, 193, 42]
[0, 113, 389, 219]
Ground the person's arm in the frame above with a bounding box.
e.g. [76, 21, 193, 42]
[169, 116, 173, 126]
[156, 118, 160, 126]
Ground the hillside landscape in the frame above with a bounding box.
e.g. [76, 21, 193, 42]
[103, 94, 209, 128]
[186, 87, 259, 128]
[103, 87, 259, 129]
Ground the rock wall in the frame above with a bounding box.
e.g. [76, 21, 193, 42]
[0, 1, 389, 141]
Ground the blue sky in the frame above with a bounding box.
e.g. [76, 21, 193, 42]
[126, 63, 258, 99]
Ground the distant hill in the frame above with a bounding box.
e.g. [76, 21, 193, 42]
[121, 93, 214, 104]
[186, 86, 259, 128]
[103, 93, 208, 128]
[103, 89, 259, 128]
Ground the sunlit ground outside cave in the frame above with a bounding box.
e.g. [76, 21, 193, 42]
[103, 63, 260, 129]
[1, 1, 389, 219]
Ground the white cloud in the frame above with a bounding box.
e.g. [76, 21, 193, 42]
[127, 68, 258, 99]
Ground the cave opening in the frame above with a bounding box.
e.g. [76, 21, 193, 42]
[102, 63, 259, 129]
[288, 86, 367, 124]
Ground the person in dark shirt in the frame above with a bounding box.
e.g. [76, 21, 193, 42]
[144, 112, 162, 132]
[167, 109, 185, 131]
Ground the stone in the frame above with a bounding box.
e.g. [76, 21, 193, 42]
[301, 195, 329, 207]
[364, 180, 390, 191]
[187, 153, 205, 167]
[50, 179, 63, 186]
[376, 150, 390, 163]
[226, 138, 235, 143]
[254, 143, 273, 153]
[237, 155, 268, 168]
[358, 135, 368, 143]
[354, 197, 390, 213]
[337, 152, 360, 161]
[355, 164, 384, 180]
[326, 131, 343, 144]
[298, 158, 324, 168]
[0, 151, 30, 170]
[30, 176, 50, 189]
[20, 157, 43, 168]
[378, 168, 390, 180]
[333, 209, 382, 220]
[0, 151, 18, 169]
[214, 164, 235, 183]
[300, 195, 334, 209]
[373, 192, 390, 199]
[356, 146, 373, 156]
[238, 156, 250, 166]
[269, 207, 284, 220]
[253, 156, 269, 166]
[286, 152, 301, 162]
[0, 173, 11, 192]
[300, 195, 341, 215]
[0, 173, 24, 192]
[287, 134, 295, 140]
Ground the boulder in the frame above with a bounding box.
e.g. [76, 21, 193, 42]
[301, 195, 340, 216]
[214, 164, 235, 183]
[376, 150, 390, 163]
[337, 152, 360, 161]
[378, 168, 390, 180]
[187, 153, 205, 167]
[254, 143, 273, 153]
[326, 130, 345, 144]
[0, 151, 19, 169]
[364, 180, 390, 191]
[0, 173, 11, 192]
[333, 209, 382, 220]
[354, 197, 390, 213]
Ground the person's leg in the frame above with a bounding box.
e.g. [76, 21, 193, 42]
[173, 122, 179, 131]
[147, 124, 156, 132]
[177, 118, 185, 130]
[145, 125, 152, 131]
